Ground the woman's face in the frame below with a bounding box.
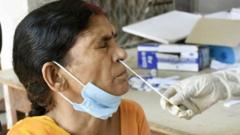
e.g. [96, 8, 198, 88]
[63, 15, 129, 96]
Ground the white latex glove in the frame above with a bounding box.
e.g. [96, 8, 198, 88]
[160, 68, 240, 119]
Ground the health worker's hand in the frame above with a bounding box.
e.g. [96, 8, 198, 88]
[160, 69, 240, 119]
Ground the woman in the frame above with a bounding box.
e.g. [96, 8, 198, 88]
[8, 0, 150, 135]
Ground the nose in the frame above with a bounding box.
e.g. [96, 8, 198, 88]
[112, 44, 128, 62]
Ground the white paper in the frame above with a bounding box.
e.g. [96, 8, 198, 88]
[122, 10, 201, 44]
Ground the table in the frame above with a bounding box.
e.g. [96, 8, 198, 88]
[124, 90, 240, 135]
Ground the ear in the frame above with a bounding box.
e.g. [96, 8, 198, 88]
[42, 62, 66, 92]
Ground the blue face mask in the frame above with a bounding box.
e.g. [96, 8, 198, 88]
[53, 61, 121, 120]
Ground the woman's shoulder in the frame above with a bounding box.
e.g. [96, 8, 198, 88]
[7, 116, 70, 135]
[120, 99, 144, 115]
[119, 99, 151, 135]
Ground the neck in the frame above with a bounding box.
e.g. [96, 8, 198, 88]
[46, 99, 107, 135]
[46, 105, 120, 135]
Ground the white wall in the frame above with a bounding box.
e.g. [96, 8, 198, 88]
[28, 0, 57, 12]
[0, 0, 28, 69]
[0, 0, 28, 128]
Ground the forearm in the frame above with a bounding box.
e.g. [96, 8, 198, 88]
[214, 68, 240, 83]
[212, 68, 240, 98]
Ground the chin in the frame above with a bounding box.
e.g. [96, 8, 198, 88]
[114, 81, 129, 96]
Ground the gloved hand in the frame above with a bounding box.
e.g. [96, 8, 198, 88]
[160, 68, 240, 119]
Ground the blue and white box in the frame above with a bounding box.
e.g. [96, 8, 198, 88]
[137, 43, 159, 69]
[137, 43, 210, 71]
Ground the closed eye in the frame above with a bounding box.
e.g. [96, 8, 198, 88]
[99, 40, 109, 48]
[98, 32, 117, 49]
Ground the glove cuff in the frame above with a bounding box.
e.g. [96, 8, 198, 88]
[215, 76, 232, 100]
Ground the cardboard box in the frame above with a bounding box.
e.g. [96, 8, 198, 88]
[186, 17, 240, 47]
[186, 11, 240, 64]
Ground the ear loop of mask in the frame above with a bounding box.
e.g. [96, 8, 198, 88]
[119, 60, 182, 111]
[52, 61, 86, 105]
[52, 61, 85, 88]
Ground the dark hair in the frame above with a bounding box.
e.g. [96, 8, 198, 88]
[13, 0, 104, 116]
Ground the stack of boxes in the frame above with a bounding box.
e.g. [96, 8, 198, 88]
[123, 10, 240, 71]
